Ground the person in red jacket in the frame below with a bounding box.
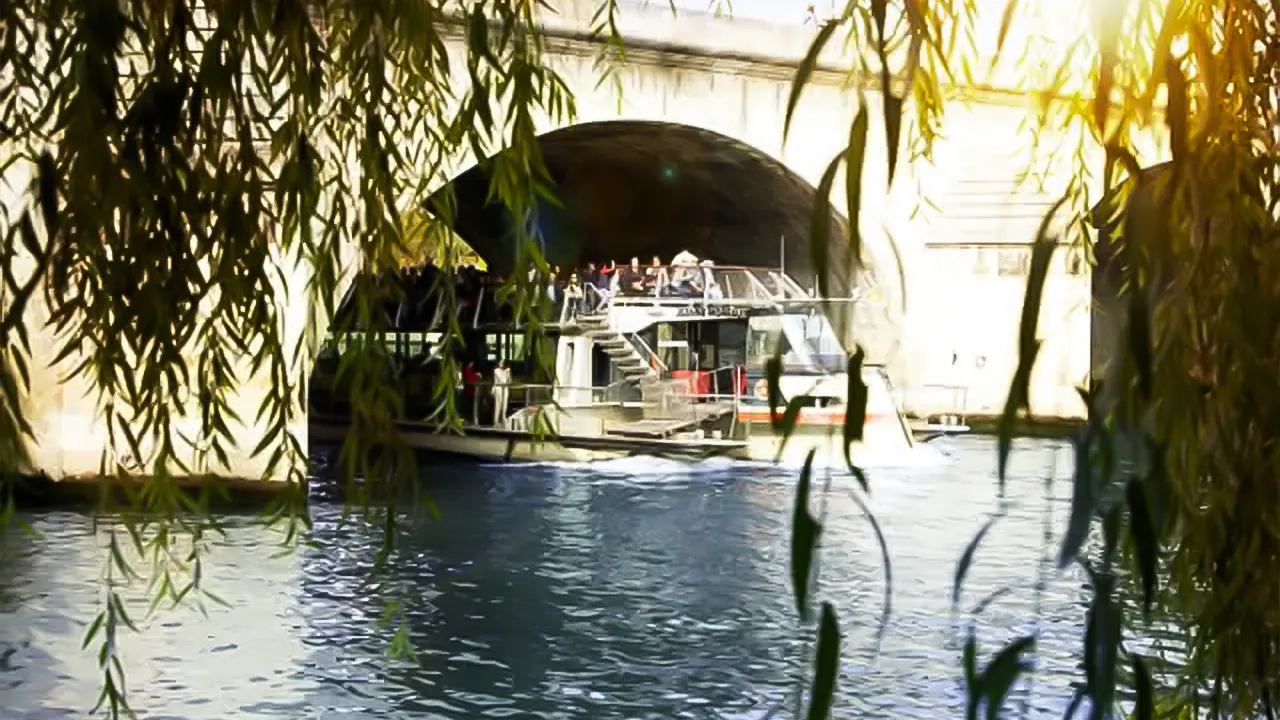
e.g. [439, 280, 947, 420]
[462, 361, 480, 423]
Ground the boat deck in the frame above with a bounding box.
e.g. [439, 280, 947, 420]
[607, 402, 736, 439]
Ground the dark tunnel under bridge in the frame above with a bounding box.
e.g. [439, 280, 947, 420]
[429, 120, 905, 364]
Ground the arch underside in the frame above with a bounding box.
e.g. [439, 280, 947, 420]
[426, 120, 904, 362]
[435, 122, 882, 291]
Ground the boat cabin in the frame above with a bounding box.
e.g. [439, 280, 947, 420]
[313, 263, 911, 456]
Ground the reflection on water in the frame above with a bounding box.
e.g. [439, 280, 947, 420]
[0, 437, 1121, 718]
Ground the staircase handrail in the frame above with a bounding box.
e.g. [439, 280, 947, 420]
[628, 332, 668, 376]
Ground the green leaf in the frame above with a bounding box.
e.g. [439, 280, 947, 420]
[997, 195, 1067, 487]
[1125, 476, 1159, 618]
[1165, 54, 1188, 176]
[1083, 568, 1122, 718]
[963, 630, 979, 720]
[844, 106, 868, 265]
[1127, 282, 1152, 402]
[791, 449, 822, 623]
[784, 20, 840, 144]
[1062, 687, 1085, 720]
[1102, 502, 1123, 571]
[1058, 434, 1097, 569]
[883, 93, 904, 187]
[842, 346, 868, 491]
[36, 151, 60, 237]
[82, 612, 106, 650]
[809, 150, 844, 302]
[953, 513, 1003, 608]
[846, 488, 893, 650]
[805, 602, 841, 720]
[979, 634, 1036, 720]
[766, 354, 784, 416]
[1132, 654, 1154, 720]
[991, 0, 1022, 70]
[1141, 436, 1169, 543]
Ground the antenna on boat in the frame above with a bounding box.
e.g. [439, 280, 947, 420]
[779, 235, 785, 275]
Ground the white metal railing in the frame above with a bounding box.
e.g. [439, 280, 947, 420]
[328, 266, 875, 340]
[628, 333, 668, 376]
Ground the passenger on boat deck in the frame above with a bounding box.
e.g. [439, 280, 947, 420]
[593, 263, 618, 310]
[582, 263, 599, 292]
[669, 251, 698, 290]
[644, 256, 668, 295]
[462, 360, 481, 422]
[620, 257, 646, 295]
[565, 273, 586, 317]
[492, 360, 511, 427]
[547, 266, 562, 301]
[700, 259, 725, 299]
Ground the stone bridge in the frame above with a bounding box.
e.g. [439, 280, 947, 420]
[13, 0, 1102, 481]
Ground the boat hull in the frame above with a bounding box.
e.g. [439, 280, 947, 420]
[309, 416, 748, 464]
[309, 413, 906, 467]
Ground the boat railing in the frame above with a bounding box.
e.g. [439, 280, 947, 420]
[578, 265, 866, 317]
[461, 379, 637, 427]
[635, 365, 744, 437]
[629, 333, 669, 376]
[328, 264, 874, 337]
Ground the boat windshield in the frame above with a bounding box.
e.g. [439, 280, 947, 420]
[746, 312, 846, 372]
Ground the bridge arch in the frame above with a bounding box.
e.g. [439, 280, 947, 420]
[429, 120, 905, 359]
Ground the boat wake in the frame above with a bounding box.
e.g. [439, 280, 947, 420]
[476, 443, 951, 478]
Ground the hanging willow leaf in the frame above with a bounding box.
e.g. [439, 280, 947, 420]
[791, 449, 822, 624]
[963, 631, 980, 720]
[981, 635, 1036, 720]
[805, 602, 841, 720]
[783, 20, 840, 145]
[847, 488, 893, 652]
[952, 513, 1003, 608]
[991, 0, 1022, 71]
[1125, 476, 1159, 618]
[963, 633, 1036, 720]
[1101, 501, 1122, 570]
[767, 353, 784, 417]
[1059, 432, 1096, 569]
[1141, 435, 1170, 543]
[845, 105, 868, 266]
[1062, 686, 1085, 720]
[809, 150, 844, 302]
[1127, 284, 1153, 402]
[1165, 54, 1189, 176]
[996, 195, 1066, 488]
[1132, 654, 1154, 720]
[1083, 568, 1122, 720]
[883, 94, 904, 188]
[1145, 0, 1187, 101]
[1090, 0, 1132, 136]
[842, 346, 868, 491]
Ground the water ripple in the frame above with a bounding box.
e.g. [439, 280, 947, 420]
[0, 437, 1165, 718]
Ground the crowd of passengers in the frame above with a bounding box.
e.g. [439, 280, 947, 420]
[375, 252, 725, 330]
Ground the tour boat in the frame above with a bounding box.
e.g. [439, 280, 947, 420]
[309, 265, 917, 466]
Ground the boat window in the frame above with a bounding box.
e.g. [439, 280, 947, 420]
[746, 316, 792, 367]
[659, 340, 690, 372]
[718, 321, 747, 367]
[506, 334, 526, 363]
[746, 313, 845, 370]
[486, 334, 499, 362]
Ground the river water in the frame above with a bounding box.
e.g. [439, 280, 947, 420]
[0, 437, 1124, 718]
